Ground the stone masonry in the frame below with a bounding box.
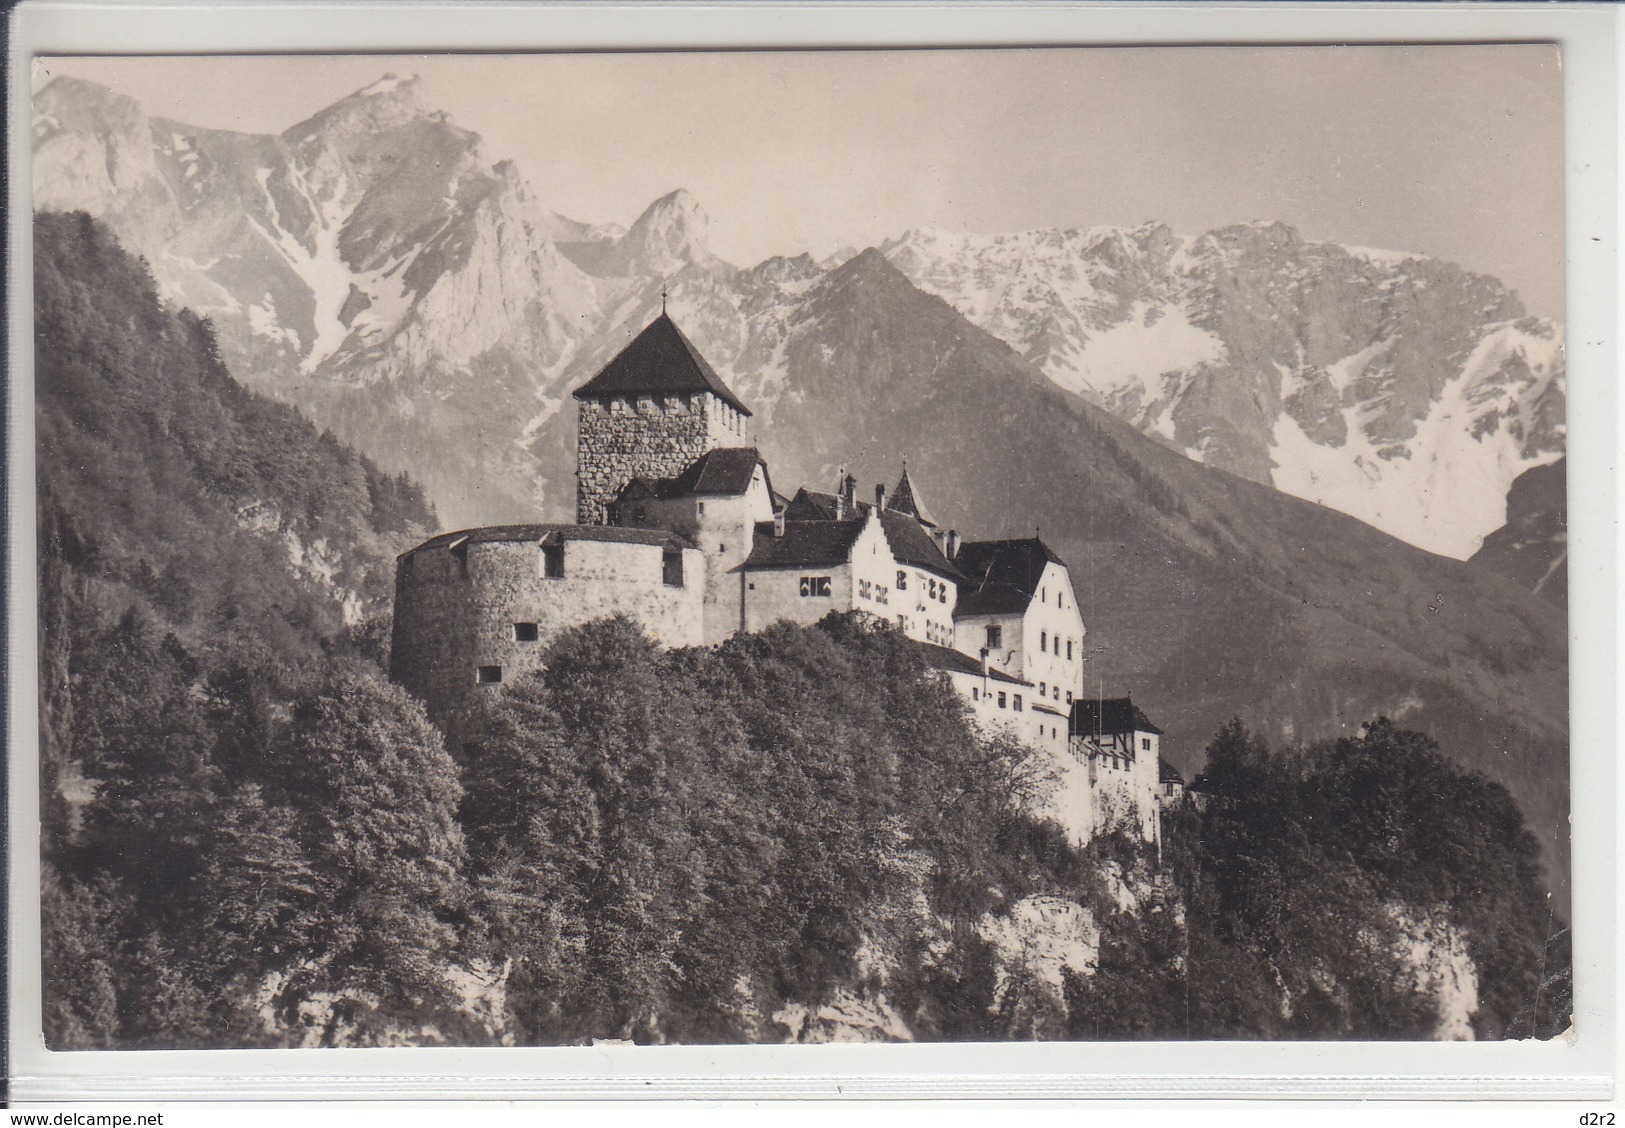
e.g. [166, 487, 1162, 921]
[575, 391, 744, 525]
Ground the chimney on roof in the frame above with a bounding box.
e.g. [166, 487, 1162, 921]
[875, 483, 887, 511]
[773, 509, 786, 538]
[834, 466, 847, 519]
[947, 529, 959, 560]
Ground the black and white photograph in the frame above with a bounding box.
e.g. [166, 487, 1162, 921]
[24, 41, 1580, 1059]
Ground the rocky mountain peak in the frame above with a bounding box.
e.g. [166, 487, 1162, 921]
[278, 72, 469, 172]
[34, 74, 144, 126]
[620, 188, 713, 272]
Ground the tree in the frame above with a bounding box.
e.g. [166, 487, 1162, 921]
[267, 667, 473, 1041]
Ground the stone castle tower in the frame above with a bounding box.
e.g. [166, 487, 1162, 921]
[572, 312, 753, 525]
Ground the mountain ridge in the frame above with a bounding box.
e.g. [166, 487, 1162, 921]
[32, 75, 1564, 555]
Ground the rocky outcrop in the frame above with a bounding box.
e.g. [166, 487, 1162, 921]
[1471, 459, 1567, 607]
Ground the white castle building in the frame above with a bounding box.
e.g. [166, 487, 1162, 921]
[391, 313, 1166, 846]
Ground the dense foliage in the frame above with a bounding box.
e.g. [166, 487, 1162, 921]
[38, 213, 461, 1047]
[1068, 720, 1571, 1041]
[460, 614, 1053, 1044]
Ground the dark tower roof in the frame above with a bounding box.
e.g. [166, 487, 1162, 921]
[888, 466, 938, 527]
[572, 313, 751, 416]
[953, 537, 1067, 616]
[1069, 696, 1165, 738]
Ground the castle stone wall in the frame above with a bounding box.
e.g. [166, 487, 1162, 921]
[577, 392, 733, 526]
[391, 534, 705, 753]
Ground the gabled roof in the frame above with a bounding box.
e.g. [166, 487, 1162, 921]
[781, 489, 962, 581]
[735, 518, 867, 571]
[876, 509, 964, 581]
[572, 313, 751, 415]
[912, 641, 1028, 685]
[888, 467, 938, 528]
[1159, 757, 1184, 784]
[405, 523, 697, 557]
[618, 447, 768, 502]
[1070, 696, 1165, 738]
[953, 537, 1068, 618]
[784, 488, 842, 521]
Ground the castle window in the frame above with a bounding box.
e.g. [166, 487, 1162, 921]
[477, 665, 502, 685]
[1040, 630, 1047, 652]
[513, 622, 539, 642]
[927, 578, 938, 600]
[543, 543, 565, 578]
[896, 570, 908, 590]
[1067, 640, 1073, 660]
[1039, 681, 1047, 696]
[1066, 691, 1073, 704]
[971, 687, 980, 701]
[1142, 737, 1152, 751]
[799, 576, 832, 598]
[997, 691, 1007, 709]
[663, 549, 684, 587]
[939, 585, 948, 604]
[697, 502, 706, 516]
[1013, 694, 1024, 711]
[985, 625, 1002, 649]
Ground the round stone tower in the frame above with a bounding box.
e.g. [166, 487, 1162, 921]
[390, 523, 705, 753]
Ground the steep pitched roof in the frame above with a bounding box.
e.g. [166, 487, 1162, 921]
[783, 488, 842, 521]
[1159, 757, 1184, 785]
[781, 489, 961, 580]
[618, 447, 768, 502]
[876, 509, 964, 581]
[735, 518, 867, 571]
[1069, 696, 1165, 738]
[888, 467, 938, 527]
[953, 537, 1068, 618]
[572, 313, 751, 415]
[406, 523, 697, 557]
[911, 641, 1028, 685]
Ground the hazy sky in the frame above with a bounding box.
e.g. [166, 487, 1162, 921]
[33, 46, 1565, 316]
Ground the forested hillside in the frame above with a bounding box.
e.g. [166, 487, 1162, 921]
[37, 213, 458, 1046]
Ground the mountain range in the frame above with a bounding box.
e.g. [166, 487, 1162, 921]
[32, 73, 1565, 561]
[32, 74, 1570, 898]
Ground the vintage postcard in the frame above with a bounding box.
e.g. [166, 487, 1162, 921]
[8, 5, 1616, 1104]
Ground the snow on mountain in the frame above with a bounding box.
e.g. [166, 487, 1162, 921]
[34, 75, 1564, 557]
[883, 224, 1565, 558]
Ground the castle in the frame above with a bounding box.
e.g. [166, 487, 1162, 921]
[390, 312, 1167, 847]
